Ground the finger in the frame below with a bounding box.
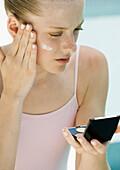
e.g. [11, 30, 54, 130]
[22, 31, 36, 69]
[7, 24, 25, 60]
[15, 24, 33, 64]
[0, 47, 6, 68]
[76, 135, 98, 155]
[28, 43, 37, 72]
[62, 127, 84, 153]
[91, 139, 109, 154]
[115, 125, 120, 133]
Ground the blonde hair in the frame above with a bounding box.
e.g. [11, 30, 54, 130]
[4, 0, 44, 24]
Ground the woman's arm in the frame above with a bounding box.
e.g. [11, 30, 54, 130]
[62, 46, 111, 170]
[75, 47, 109, 170]
[0, 93, 23, 170]
[77, 152, 110, 170]
[0, 23, 37, 170]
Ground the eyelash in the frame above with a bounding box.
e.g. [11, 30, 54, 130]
[49, 27, 83, 37]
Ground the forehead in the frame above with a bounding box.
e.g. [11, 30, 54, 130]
[31, 0, 84, 29]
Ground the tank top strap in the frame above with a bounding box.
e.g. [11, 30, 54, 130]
[74, 44, 80, 95]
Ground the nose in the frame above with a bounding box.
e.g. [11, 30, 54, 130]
[62, 35, 77, 53]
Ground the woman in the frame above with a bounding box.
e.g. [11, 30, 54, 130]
[0, 0, 120, 169]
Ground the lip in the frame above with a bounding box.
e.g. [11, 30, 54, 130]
[55, 57, 70, 64]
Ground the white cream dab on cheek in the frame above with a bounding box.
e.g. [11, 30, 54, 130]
[41, 43, 53, 51]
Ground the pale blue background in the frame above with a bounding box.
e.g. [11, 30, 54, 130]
[68, 1, 120, 169]
[85, 0, 120, 17]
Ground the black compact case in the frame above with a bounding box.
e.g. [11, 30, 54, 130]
[68, 125, 87, 142]
[84, 115, 120, 143]
[68, 115, 120, 143]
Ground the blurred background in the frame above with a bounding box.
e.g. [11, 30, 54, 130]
[68, 1, 120, 170]
[0, 0, 120, 169]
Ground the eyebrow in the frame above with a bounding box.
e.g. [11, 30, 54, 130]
[49, 18, 84, 30]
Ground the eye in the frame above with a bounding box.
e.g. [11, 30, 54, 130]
[74, 27, 84, 33]
[49, 27, 83, 37]
[49, 32, 63, 37]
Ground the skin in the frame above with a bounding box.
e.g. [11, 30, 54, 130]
[7, 0, 84, 78]
[0, 0, 120, 169]
[3, 0, 84, 114]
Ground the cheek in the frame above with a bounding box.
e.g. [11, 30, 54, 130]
[36, 38, 61, 59]
[36, 32, 61, 50]
[41, 43, 53, 51]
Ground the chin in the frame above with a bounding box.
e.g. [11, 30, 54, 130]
[49, 67, 66, 74]
[36, 60, 67, 74]
[47, 65, 67, 74]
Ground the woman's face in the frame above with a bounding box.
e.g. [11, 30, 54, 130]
[28, 0, 84, 74]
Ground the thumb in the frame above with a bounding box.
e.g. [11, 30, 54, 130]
[115, 125, 120, 134]
[0, 47, 6, 68]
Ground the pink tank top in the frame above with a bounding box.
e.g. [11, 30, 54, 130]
[14, 44, 80, 170]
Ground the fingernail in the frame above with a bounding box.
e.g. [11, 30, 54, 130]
[32, 44, 36, 49]
[26, 24, 31, 31]
[21, 24, 25, 30]
[31, 32, 34, 38]
[62, 129, 68, 136]
[91, 141, 96, 146]
[63, 131, 68, 136]
[78, 137, 83, 143]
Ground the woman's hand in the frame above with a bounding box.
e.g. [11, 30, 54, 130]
[115, 125, 120, 133]
[0, 24, 37, 101]
[62, 125, 120, 155]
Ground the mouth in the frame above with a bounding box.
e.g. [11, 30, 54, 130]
[55, 58, 70, 64]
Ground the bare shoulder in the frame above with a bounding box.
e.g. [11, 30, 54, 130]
[78, 45, 108, 83]
[76, 45, 108, 107]
[79, 45, 108, 71]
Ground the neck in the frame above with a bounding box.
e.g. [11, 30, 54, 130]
[33, 64, 54, 86]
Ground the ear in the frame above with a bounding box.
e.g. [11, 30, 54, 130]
[7, 14, 21, 39]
